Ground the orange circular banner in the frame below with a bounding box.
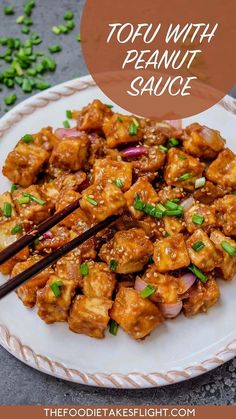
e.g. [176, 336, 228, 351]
[81, 0, 236, 119]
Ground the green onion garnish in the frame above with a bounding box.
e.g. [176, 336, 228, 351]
[21, 26, 30, 35]
[112, 179, 124, 189]
[192, 241, 205, 252]
[66, 21, 75, 30]
[163, 231, 170, 237]
[80, 263, 89, 276]
[195, 177, 206, 189]
[76, 34, 81, 42]
[4, 94, 17, 106]
[10, 184, 18, 193]
[109, 320, 119, 336]
[140, 284, 156, 299]
[18, 196, 30, 205]
[159, 145, 168, 153]
[86, 196, 98, 206]
[132, 118, 139, 127]
[164, 200, 179, 210]
[129, 122, 138, 136]
[178, 173, 192, 182]
[188, 265, 207, 283]
[105, 104, 113, 109]
[52, 26, 61, 35]
[22, 192, 46, 205]
[165, 209, 183, 217]
[48, 45, 62, 53]
[178, 154, 187, 160]
[221, 241, 236, 257]
[63, 120, 70, 128]
[168, 137, 179, 147]
[16, 15, 24, 24]
[11, 224, 23, 235]
[3, 202, 12, 217]
[64, 10, 74, 20]
[50, 281, 64, 298]
[22, 134, 34, 143]
[118, 117, 123, 123]
[134, 194, 163, 219]
[156, 203, 166, 214]
[35, 81, 51, 90]
[192, 214, 204, 225]
[148, 256, 154, 264]
[66, 110, 72, 119]
[109, 259, 118, 272]
[4, 6, 14, 15]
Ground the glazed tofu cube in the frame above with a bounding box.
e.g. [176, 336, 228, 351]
[50, 134, 89, 171]
[137, 216, 164, 240]
[124, 177, 159, 220]
[13, 256, 53, 308]
[13, 185, 53, 225]
[153, 234, 190, 272]
[68, 296, 113, 339]
[183, 123, 225, 159]
[156, 186, 186, 203]
[0, 220, 29, 275]
[141, 265, 182, 304]
[82, 261, 116, 299]
[55, 249, 82, 287]
[33, 126, 58, 152]
[55, 190, 81, 213]
[3, 140, 50, 187]
[132, 146, 166, 175]
[0, 192, 17, 221]
[103, 114, 143, 148]
[42, 172, 86, 205]
[183, 276, 220, 317]
[37, 275, 77, 324]
[163, 216, 185, 236]
[69, 209, 97, 260]
[76, 99, 113, 132]
[143, 120, 181, 146]
[92, 158, 132, 192]
[210, 230, 236, 281]
[184, 203, 216, 234]
[35, 225, 71, 253]
[193, 181, 227, 205]
[99, 228, 153, 274]
[215, 195, 236, 236]
[110, 287, 163, 340]
[80, 182, 126, 222]
[186, 229, 220, 272]
[206, 149, 236, 189]
[164, 148, 205, 191]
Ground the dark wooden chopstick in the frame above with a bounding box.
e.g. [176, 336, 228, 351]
[0, 214, 119, 299]
[0, 199, 82, 265]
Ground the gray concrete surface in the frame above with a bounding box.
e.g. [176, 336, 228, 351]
[0, 0, 235, 406]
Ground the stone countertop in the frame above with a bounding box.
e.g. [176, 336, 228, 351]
[0, 0, 235, 406]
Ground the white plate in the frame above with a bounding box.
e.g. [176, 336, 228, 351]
[0, 75, 235, 389]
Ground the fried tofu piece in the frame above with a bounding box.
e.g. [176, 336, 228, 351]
[13, 256, 53, 308]
[50, 134, 89, 171]
[42, 171, 86, 204]
[0, 219, 29, 274]
[76, 99, 113, 132]
[182, 123, 225, 159]
[164, 148, 205, 191]
[33, 126, 58, 152]
[68, 295, 113, 338]
[3, 140, 49, 187]
[55, 190, 81, 212]
[206, 149, 236, 189]
[210, 230, 236, 281]
[184, 203, 216, 233]
[153, 234, 190, 272]
[193, 181, 227, 205]
[55, 249, 82, 287]
[183, 277, 220, 317]
[132, 146, 166, 175]
[163, 216, 185, 236]
[13, 185, 53, 225]
[186, 229, 220, 272]
[35, 225, 71, 253]
[68, 209, 97, 260]
[156, 186, 186, 204]
[124, 177, 159, 220]
[82, 261, 116, 299]
[215, 195, 236, 236]
[103, 114, 143, 148]
[80, 181, 125, 222]
[143, 121, 169, 146]
[0, 192, 17, 221]
[110, 287, 163, 340]
[141, 265, 182, 304]
[99, 228, 153, 274]
[136, 216, 164, 240]
[37, 275, 77, 324]
[92, 158, 132, 192]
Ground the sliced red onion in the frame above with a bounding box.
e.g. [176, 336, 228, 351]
[179, 273, 196, 294]
[134, 277, 159, 303]
[42, 231, 53, 240]
[122, 146, 148, 158]
[159, 301, 183, 318]
[181, 196, 195, 211]
[165, 120, 183, 129]
[201, 126, 225, 151]
[55, 128, 81, 139]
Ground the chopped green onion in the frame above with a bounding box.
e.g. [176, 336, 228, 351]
[134, 194, 163, 219]
[23, 192, 46, 205]
[66, 21, 75, 30]
[195, 177, 206, 189]
[80, 262, 89, 276]
[112, 179, 124, 189]
[159, 145, 168, 153]
[63, 120, 70, 128]
[66, 110, 72, 119]
[11, 224, 23, 235]
[22, 134, 34, 143]
[3, 202, 12, 217]
[188, 265, 207, 283]
[22, 78, 32, 92]
[41, 56, 56, 71]
[105, 104, 113, 108]
[164, 200, 179, 210]
[129, 122, 138, 136]
[35, 81, 51, 90]
[171, 198, 180, 203]
[156, 203, 166, 213]
[64, 10, 74, 20]
[192, 214, 204, 225]
[58, 24, 69, 34]
[21, 26, 30, 35]
[168, 137, 179, 147]
[178, 173, 192, 182]
[4, 94, 17, 106]
[26, 68, 37, 77]
[52, 26, 61, 35]
[192, 241, 205, 252]
[109, 259, 118, 272]
[178, 154, 187, 160]
[4, 6, 14, 15]
[140, 284, 156, 299]
[48, 45, 62, 53]
[18, 196, 30, 205]
[86, 196, 98, 206]
[165, 209, 183, 217]
[24, 0, 35, 17]
[50, 281, 64, 298]
[132, 118, 139, 127]
[117, 117, 123, 123]
[148, 256, 154, 264]
[221, 241, 236, 257]
[109, 320, 118, 336]
[16, 15, 24, 24]
[12, 61, 23, 76]
[163, 231, 170, 237]
[76, 34, 81, 42]
[10, 184, 18, 193]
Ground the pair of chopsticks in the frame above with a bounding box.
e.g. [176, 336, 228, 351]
[0, 199, 118, 299]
